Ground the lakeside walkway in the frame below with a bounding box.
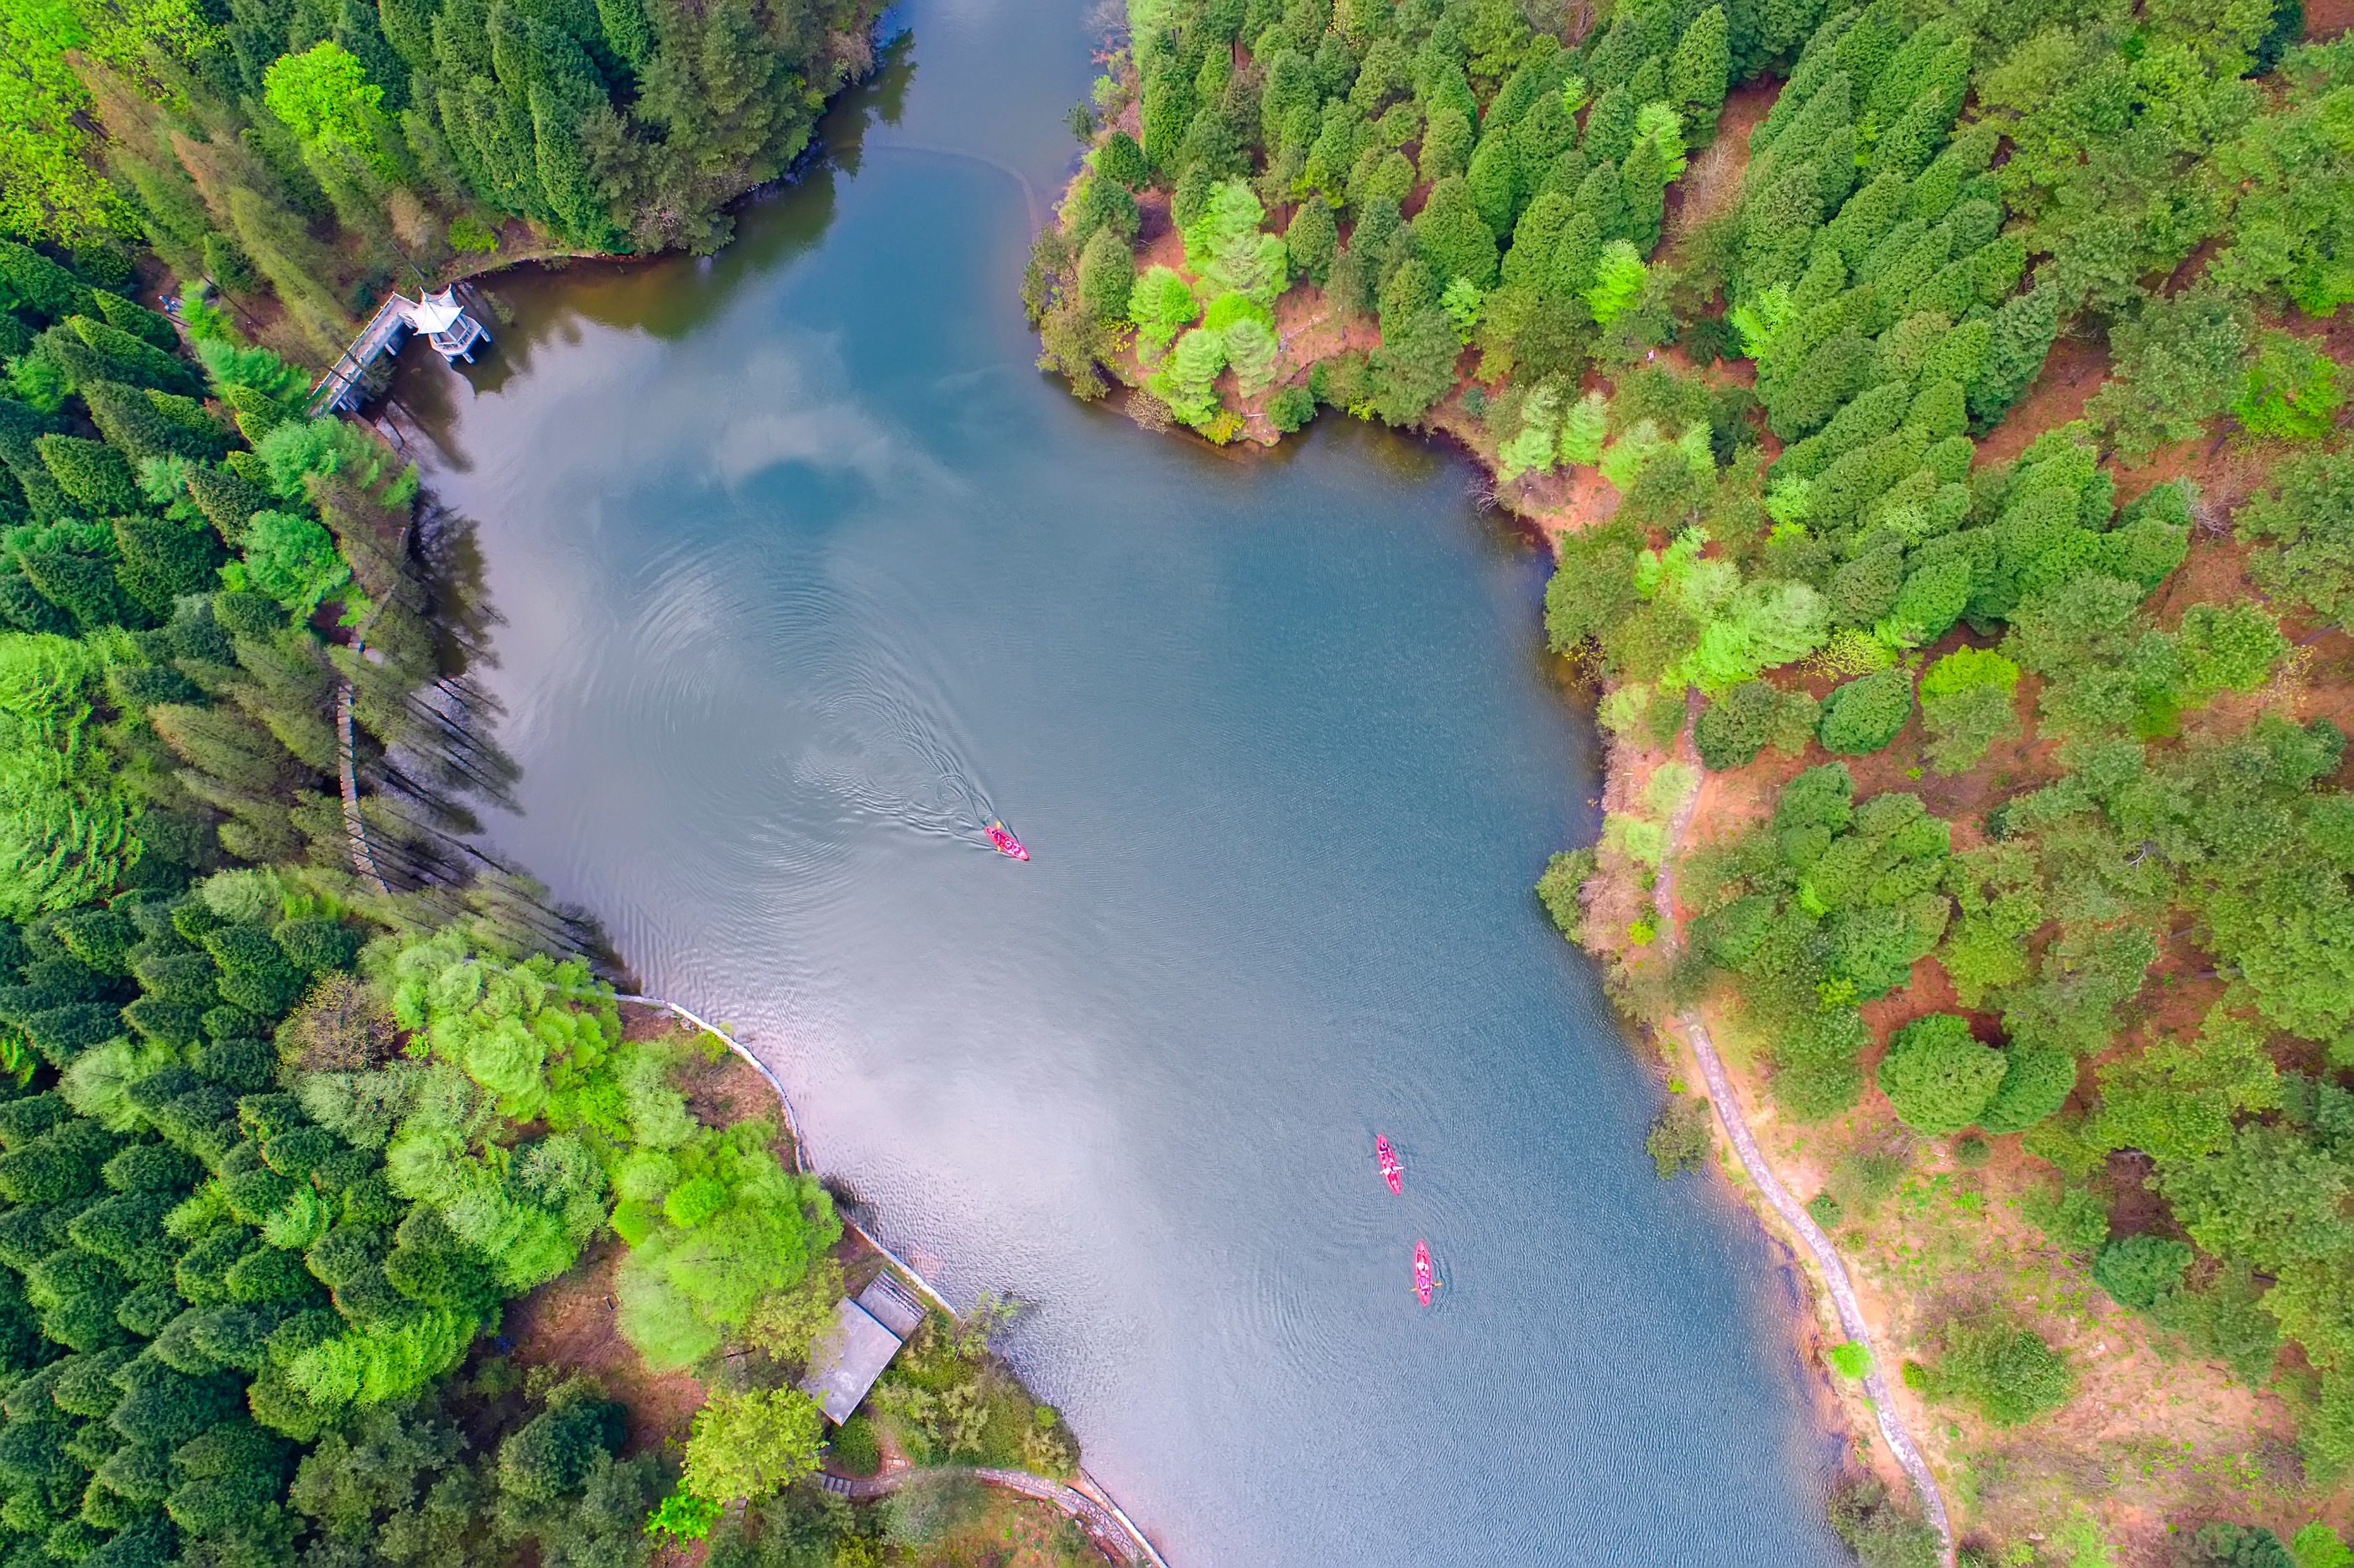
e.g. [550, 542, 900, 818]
[1653, 704, 1955, 1565]
[815, 1464, 1160, 1564]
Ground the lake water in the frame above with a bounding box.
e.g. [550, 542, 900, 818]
[389, 6, 1850, 1560]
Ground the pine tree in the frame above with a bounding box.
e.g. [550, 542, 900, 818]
[0, 572, 70, 635]
[36, 435, 141, 513]
[1257, 50, 1313, 147]
[379, 0, 443, 73]
[1075, 228, 1135, 325]
[1378, 256, 1442, 339]
[1625, 56, 1665, 107]
[67, 316, 204, 399]
[90, 292, 176, 352]
[0, 401, 67, 521]
[1670, 8, 1731, 125]
[1865, 60, 1966, 183]
[1620, 137, 1668, 253]
[1971, 281, 2060, 429]
[0, 243, 96, 324]
[1547, 211, 1603, 302]
[1511, 91, 1577, 172]
[30, 324, 108, 392]
[224, 191, 352, 360]
[1412, 176, 1501, 289]
[594, 0, 651, 71]
[149, 704, 302, 796]
[1745, 0, 1830, 76]
[185, 466, 269, 545]
[337, 0, 415, 110]
[1285, 201, 1337, 284]
[112, 518, 225, 622]
[1418, 106, 1474, 184]
[81, 382, 215, 465]
[1583, 13, 1649, 90]
[530, 82, 618, 247]
[1464, 132, 1521, 238]
[1573, 160, 1626, 246]
[1096, 133, 1150, 190]
[1584, 84, 1637, 164]
[1502, 190, 1572, 289]
[18, 543, 137, 631]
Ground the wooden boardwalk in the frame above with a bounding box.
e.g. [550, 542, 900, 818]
[309, 294, 412, 416]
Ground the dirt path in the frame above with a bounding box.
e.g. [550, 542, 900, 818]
[1652, 697, 1955, 1564]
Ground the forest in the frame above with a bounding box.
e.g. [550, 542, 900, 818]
[1032, 0, 2354, 1558]
[3, 0, 883, 364]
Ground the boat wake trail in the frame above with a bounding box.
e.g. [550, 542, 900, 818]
[784, 617, 1005, 852]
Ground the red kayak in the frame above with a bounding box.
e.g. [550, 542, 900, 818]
[1375, 1135, 1402, 1195]
[1413, 1240, 1433, 1306]
[986, 820, 1029, 861]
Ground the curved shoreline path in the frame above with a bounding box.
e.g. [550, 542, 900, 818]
[1653, 707, 1955, 1565]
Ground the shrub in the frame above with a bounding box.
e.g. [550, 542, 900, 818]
[2020, 1180, 2109, 1255]
[1694, 680, 1781, 770]
[2093, 1234, 2192, 1313]
[1826, 1477, 1939, 1568]
[1817, 666, 1913, 754]
[2233, 331, 2341, 442]
[1645, 1096, 1712, 1177]
[884, 1472, 988, 1550]
[275, 974, 397, 1073]
[1974, 1047, 2074, 1134]
[1919, 1315, 2072, 1425]
[1876, 1013, 2004, 1134]
[499, 1388, 627, 1501]
[681, 1387, 825, 1504]
[829, 1415, 880, 1477]
[1534, 849, 1592, 941]
[1918, 648, 2019, 774]
[2179, 1523, 2296, 1568]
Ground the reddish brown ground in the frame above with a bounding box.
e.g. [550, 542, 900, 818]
[504, 1234, 707, 1454]
[1976, 331, 2111, 466]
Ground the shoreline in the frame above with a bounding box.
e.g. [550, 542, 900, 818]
[1031, 164, 1934, 1529]
[617, 995, 1176, 1568]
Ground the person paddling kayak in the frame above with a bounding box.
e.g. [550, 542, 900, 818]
[1375, 1134, 1402, 1195]
[1413, 1240, 1433, 1306]
[986, 820, 1029, 861]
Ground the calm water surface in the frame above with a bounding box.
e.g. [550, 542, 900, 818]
[390, 8, 1850, 1560]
